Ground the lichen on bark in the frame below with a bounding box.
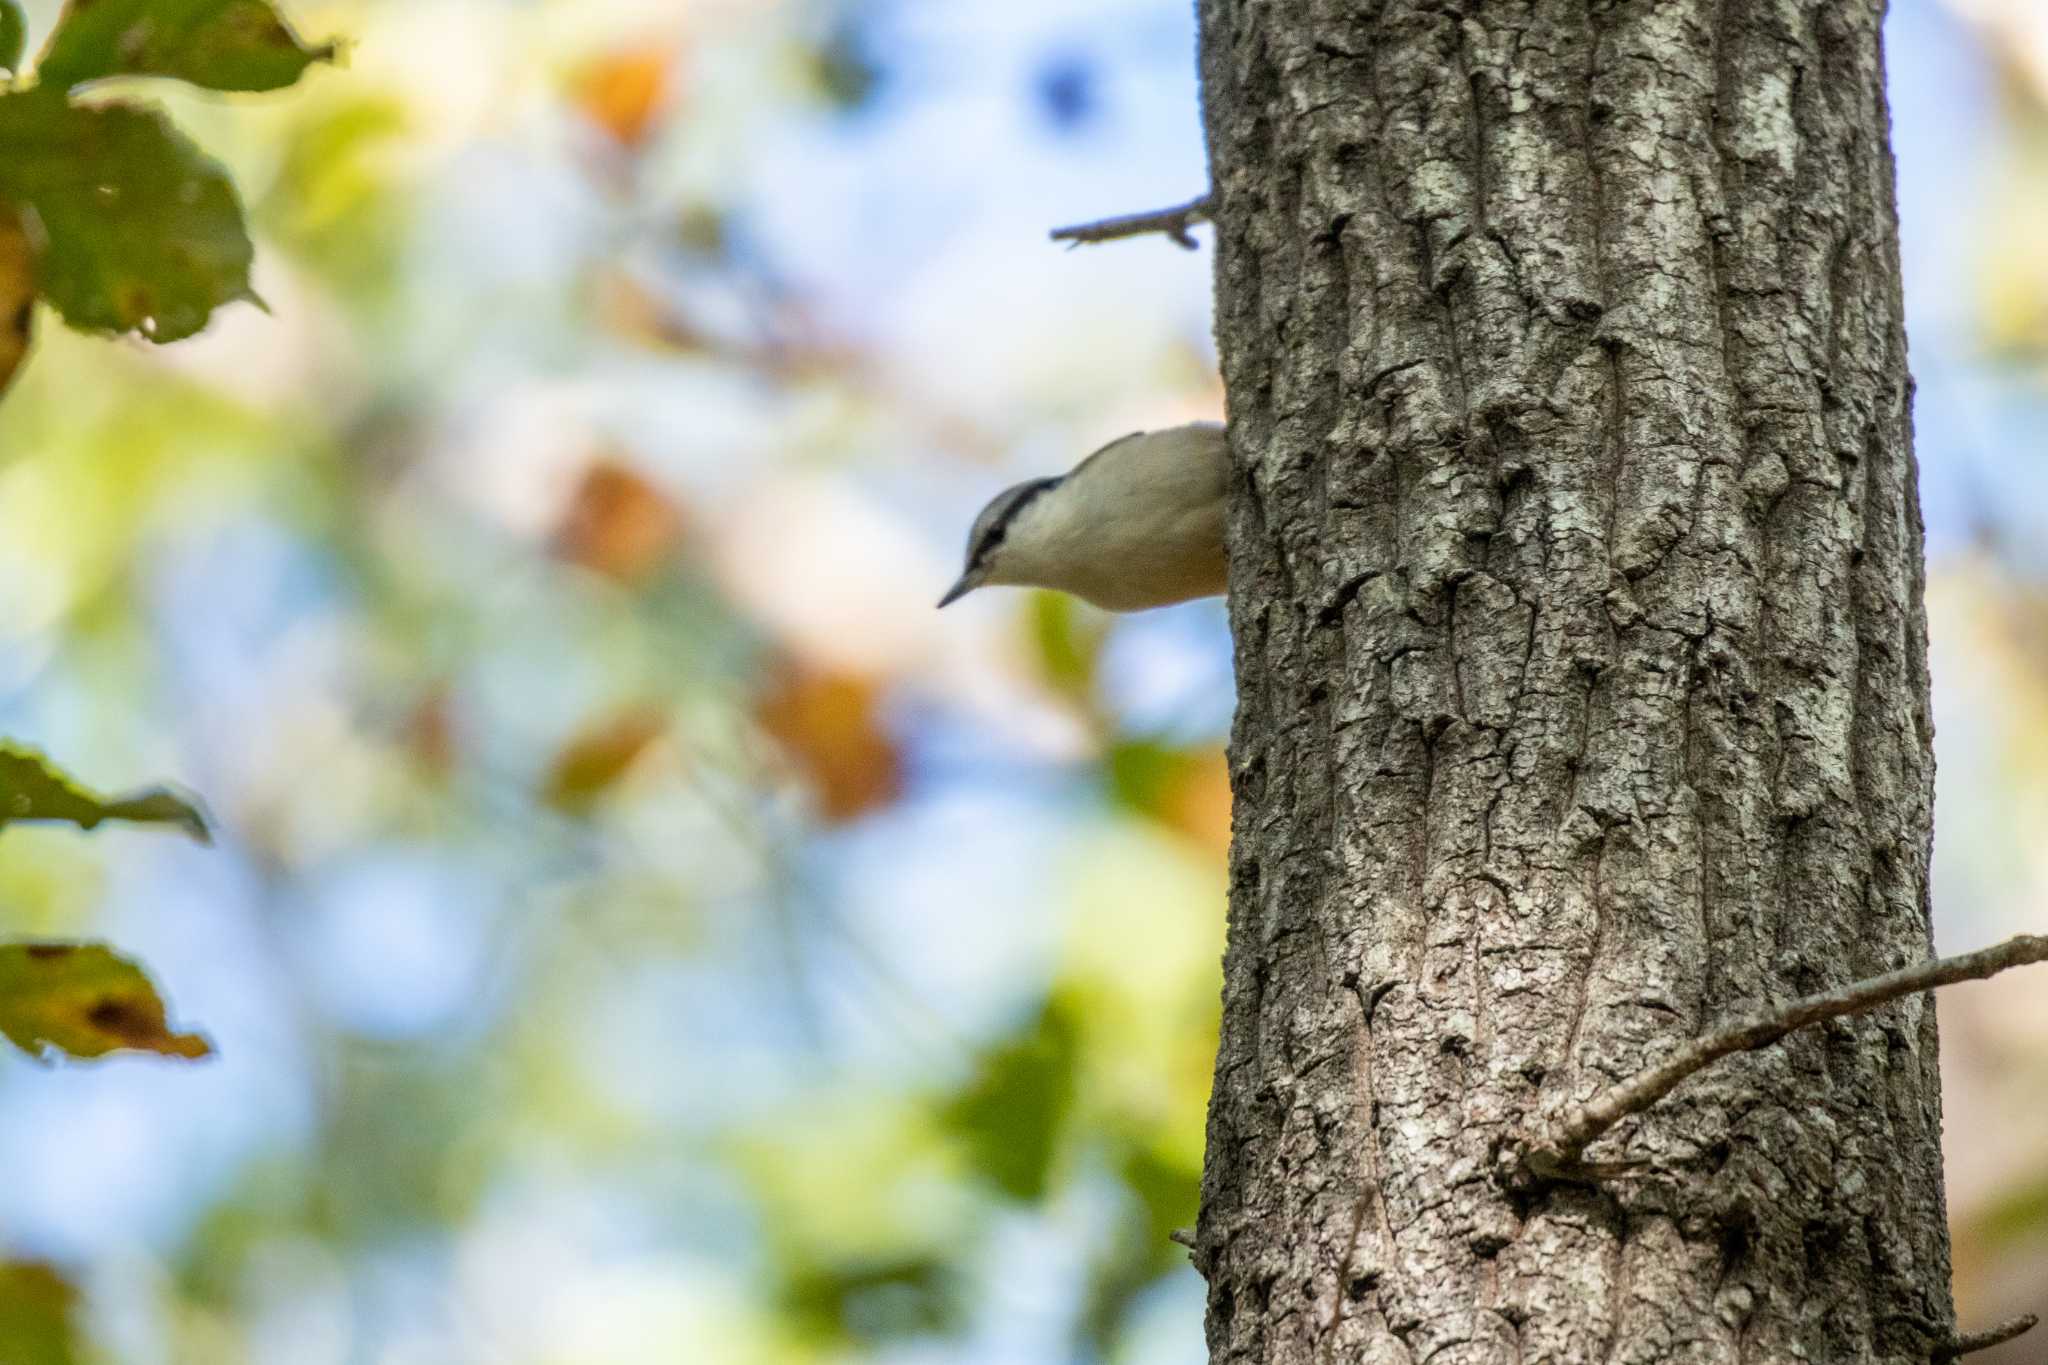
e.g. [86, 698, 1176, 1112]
[1195, 1, 1945, 1361]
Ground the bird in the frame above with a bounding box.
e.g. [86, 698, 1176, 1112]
[937, 422, 1230, 613]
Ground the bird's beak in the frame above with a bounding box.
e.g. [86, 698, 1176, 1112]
[936, 574, 976, 608]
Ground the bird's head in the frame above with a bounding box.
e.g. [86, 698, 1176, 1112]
[937, 475, 1061, 607]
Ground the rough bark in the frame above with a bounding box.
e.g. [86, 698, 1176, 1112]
[1196, 2, 1945, 1363]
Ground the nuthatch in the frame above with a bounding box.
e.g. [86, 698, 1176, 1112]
[938, 422, 1229, 613]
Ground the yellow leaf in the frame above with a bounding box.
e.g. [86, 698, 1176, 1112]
[573, 47, 674, 150]
[542, 707, 669, 813]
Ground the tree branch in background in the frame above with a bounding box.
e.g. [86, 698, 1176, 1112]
[1936, 1314, 2039, 1362]
[1522, 934, 2048, 1177]
[1049, 194, 1213, 250]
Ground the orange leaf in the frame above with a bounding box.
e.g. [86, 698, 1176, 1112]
[542, 707, 668, 812]
[756, 668, 901, 822]
[573, 47, 673, 150]
[554, 458, 686, 583]
[0, 204, 33, 398]
[1159, 749, 1232, 854]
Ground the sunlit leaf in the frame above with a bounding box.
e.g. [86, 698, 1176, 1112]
[0, 743, 209, 842]
[755, 667, 902, 823]
[0, 94, 256, 341]
[572, 46, 672, 150]
[37, 0, 335, 94]
[940, 998, 1078, 1202]
[259, 92, 409, 295]
[0, 1262, 82, 1365]
[554, 457, 686, 583]
[542, 707, 668, 812]
[0, 200, 32, 396]
[0, 942, 212, 1060]
[0, 2, 25, 75]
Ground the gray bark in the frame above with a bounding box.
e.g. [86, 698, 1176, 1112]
[1195, 2, 1947, 1362]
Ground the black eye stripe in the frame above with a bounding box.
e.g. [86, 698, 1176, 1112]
[968, 476, 1060, 569]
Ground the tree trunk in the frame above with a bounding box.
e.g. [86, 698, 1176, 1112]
[1196, 2, 1948, 1362]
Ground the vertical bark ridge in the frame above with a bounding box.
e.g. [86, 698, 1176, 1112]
[1198, 0, 1947, 1360]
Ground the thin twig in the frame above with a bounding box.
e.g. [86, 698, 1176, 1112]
[1525, 933, 2048, 1174]
[1168, 1227, 1198, 1250]
[1049, 194, 1214, 250]
[1935, 1313, 2038, 1361]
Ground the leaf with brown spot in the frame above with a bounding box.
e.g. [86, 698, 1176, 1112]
[572, 46, 674, 150]
[0, 942, 212, 1061]
[554, 457, 686, 583]
[0, 200, 34, 397]
[37, 0, 335, 93]
[541, 706, 669, 813]
[0, 1262, 83, 1365]
[0, 743, 209, 842]
[0, 94, 257, 342]
[755, 667, 902, 823]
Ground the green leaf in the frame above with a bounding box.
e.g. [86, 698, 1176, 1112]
[0, 93, 256, 341]
[37, 0, 335, 94]
[0, 742, 210, 842]
[1029, 588, 1105, 703]
[0, 942, 212, 1060]
[940, 997, 1078, 1202]
[0, 3, 26, 75]
[0, 1263, 83, 1365]
[1105, 737, 1201, 817]
[783, 1253, 955, 1345]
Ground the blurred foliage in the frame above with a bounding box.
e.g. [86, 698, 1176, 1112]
[756, 665, 904, 823]
[942, 995, 1080, 1203]
[31, 0, 2048, 1360]
[0, 0, 1234, 1340]
[0, 5, 26, 75]
[571, 46, 673, 152]
[0, 1262, 83, 1365]
[541, 705, 669, 814]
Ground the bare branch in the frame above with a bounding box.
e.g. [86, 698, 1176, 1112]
[1936, 1313, 2038, 1361]
[1525, 933, 2048, 1175]
[1049, 195, 1214, 251]
[1168, 1227, 1197, 1250]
